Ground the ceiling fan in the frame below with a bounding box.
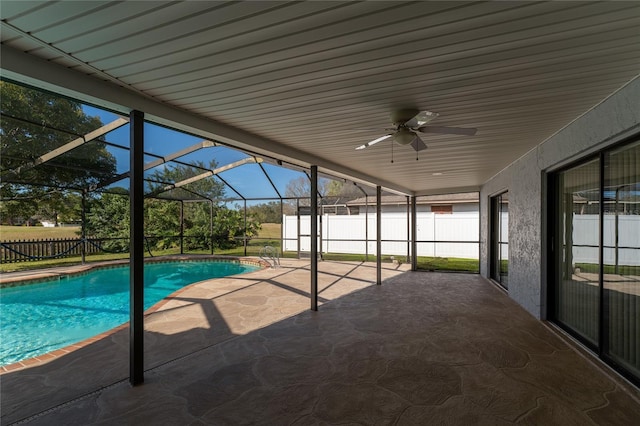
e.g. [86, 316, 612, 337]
[355, 109, 477, 152]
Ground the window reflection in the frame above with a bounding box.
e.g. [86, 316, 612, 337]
[555, 158, 600, 346]
[491, 192, 509, 289]
[552, 139, 639, 384]
[604, 140, 639, 377]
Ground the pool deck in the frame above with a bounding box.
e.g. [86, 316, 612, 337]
[0, 255, 268, 373]
[1, 257, 640, 425]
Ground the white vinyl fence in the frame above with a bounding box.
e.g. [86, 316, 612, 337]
[283, 212, 480, 259]
[282, 213, 639, 265]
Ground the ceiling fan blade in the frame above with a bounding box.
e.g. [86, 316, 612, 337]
[345, 127, 395, 132]
[410, 135, 428, 152]
[416, 125, 477, 136]
[404, 110, 439, 128]
[355, 134, 392, 150]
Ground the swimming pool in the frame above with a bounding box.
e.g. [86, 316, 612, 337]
[0, 259, 260, 366]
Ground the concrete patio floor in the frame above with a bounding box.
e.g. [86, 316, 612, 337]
[2, 258, 640, 425]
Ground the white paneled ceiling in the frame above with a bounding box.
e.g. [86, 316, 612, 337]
[1, 1, 639, 195]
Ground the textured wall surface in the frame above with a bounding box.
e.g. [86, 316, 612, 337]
[479, 169, 509, 277]
[507, 153, 542, 317]
[480, 76, 640, 319]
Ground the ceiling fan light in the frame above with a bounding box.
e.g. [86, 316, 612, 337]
[416, 111, 439, 126]
[394, 128, 415, 145]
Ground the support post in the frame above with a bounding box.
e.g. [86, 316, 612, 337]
[365, 194, 369, 262]
[411, 196, 417, 271]
[180, 201, 184, 255]
[280, 199, 284, 255]
[615, 186, 620, 274]
[310, 166, 318, 311]
[244, 200, 248, 256]
[376, 185, 382, 285]
[296, 199, 301, 258]
[406, 195, 410, 264]
[129, 110, 144, 386]
[319, 205, 323, 258]
[598, 152, 606, 355]
[81, 191, 86, 264]
[210, 200, 214, 254]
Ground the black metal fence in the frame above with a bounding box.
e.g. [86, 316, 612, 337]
[1, 237, 100, 263]
[0, 235, 282, 263]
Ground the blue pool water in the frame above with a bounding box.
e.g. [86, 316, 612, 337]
[0, 260, 259, 365]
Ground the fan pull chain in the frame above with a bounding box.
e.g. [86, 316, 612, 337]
[391, 140, 394, 163]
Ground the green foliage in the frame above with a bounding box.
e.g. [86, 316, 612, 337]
[145, 199, 180, 249]
[145, 160, 225, 200]
[38, 190, 82, 225]
[0, 81, 116, 224]
[85, 162, 262, 252]
[325, 180, 364, 199]
[183, 201, 215, 250]
[416, 256, 479, 273]
[210, 206, 261, 249]
[1, 82, 116, 186]
[85, 192, 130, 251]
[0, 190, 38, 225]
[0, 82, 263, 248]
[247, 201, 281, 223]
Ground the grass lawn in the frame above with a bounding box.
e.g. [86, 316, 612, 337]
[0, 224, 281, 242]
[257, 223, 281, 239]
[0, 225, 81, 241]
[416, 256, 479, 273]
[575, 262, 640, 276]
[0, 222, 478, 274]
[0, 224, 283, 273]
[321, 253, 478, 272]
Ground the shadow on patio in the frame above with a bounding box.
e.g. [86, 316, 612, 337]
[2, 259, 640, 425]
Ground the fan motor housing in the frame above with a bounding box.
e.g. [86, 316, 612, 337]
[394, 127, 416, 145]
[391, 109, 420, 125]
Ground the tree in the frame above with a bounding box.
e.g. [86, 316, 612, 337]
[282, 176, 363, 215]
[0, 191, 39, 225]
[84, 191, 130, 252]
[247, 201, 281, 223]
[324, 180, 364, 199]
[32, 189, 82, 226]
[145, 160, 226, 200]
[144, 198, 181, 249]
[283, 176, 330, 214]
[0, 82, 116, 224]
[85, 162, 262, 252]
[284, 176, 330, 200]
[209, 205, 260, 250]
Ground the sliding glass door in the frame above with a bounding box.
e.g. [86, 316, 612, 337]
[603, 140, 639, 378]
[550, 139, 639, 384]
[490, 192, 508, 289]
[552, 158, 600, 346]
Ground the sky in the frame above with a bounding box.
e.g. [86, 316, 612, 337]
[82, 105, 315, 206]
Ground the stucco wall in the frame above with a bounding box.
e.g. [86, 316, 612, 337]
[480, 76, 640, 319]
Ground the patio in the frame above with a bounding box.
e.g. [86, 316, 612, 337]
[2, 259, 639, 425]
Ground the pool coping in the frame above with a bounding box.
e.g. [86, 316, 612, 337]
[0, 255, 270, 373]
